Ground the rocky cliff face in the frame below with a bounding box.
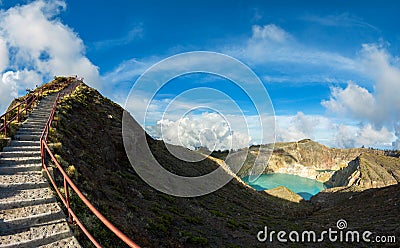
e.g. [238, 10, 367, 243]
[327, 153, 400, 189]
[236, 139, 383, 181]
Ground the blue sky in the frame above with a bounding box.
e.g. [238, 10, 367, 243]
[1, 0, 400, 149]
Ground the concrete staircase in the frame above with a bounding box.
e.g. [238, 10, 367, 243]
[0, 95, 81, 247]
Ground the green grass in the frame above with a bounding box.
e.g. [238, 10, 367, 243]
[179, 231, 208, 245]
[183, 215, 203, 225]
[227, 219, 240, 230]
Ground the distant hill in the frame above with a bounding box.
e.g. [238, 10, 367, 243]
[46, 79, 399, 247]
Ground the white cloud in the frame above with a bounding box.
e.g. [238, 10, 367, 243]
[226, 23, 359, 79]
[0, 69, 42, 110]
[275, 113, 330, 144]
[251, 24, 290, 43]
[0, 0, 101, 112]
[102, 58, 151, 86]
[275, 113, 395, 149]
[303, 13, 379, 32]
[360, 44, 400, 124]
[323, 44, 400, 148]
[0, 72, 18, 108]
[335, 124, 394, 148]
[148, 112, 251, 151]
[322, 82, 376, 121]
[92, 25, 143, 51]
[323, 44, 400, 126]
[0, 37, 7, 71]
[393, 123, 400, 149]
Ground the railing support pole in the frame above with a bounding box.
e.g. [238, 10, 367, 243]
[17, 105, 20, 123]
[40, 140, 45, 169]
[64, 178, 73, 223]
[4, 113, 7, 138]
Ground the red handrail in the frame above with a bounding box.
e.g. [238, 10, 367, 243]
[0, 89, 41, 137]
[0, 82, 70, 138]
[40, 81, 140, 248]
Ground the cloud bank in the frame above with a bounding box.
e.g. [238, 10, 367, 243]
[323, 44, 400, 148]
[147, 112, 251, 151]
[0, 0, 100, 112]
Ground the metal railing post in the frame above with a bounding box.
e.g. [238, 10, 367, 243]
[3, 113, 6, 138]
[41, 140, 45, 169]
[17, 105, 20, 123]
[64, 178, 73, 223]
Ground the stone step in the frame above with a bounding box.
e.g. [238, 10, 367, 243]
[0, 164, 42, 175]
[23, 120, 47, 126]
[0, 203, 65, 232]
[19, 124, 44, 129]
[21, 121, 45, 125]
[28, 114, 49, 117]
[0, 221, 73, 248]
[28, 114, 51, 117]
[29, 115, 50, 118]
[25, 117, 48, 121]
[0, 174, 48, 190]
[0, 187, 55, 210]
[31, 110, 52, 113]
[9, 141, 40, 147]
[20, 124, 45, 130]
[27, 119, 48, 122]
[2, 146, 41, 152]
[14, 134, 41, 141]
[0, 156, 42, 165]
[24, 120, 47, 124]
[16, 131, 43, 136]
[38, 236, 81, 248]
[33, 105, 52, 109]
[0, 151, 41, 158]
[29, 112, 49, 115]
[17, 128, 43, 133]
[15, 131, 42, 136]
[25, 119, 47, 122]
[25, 119, 47, 125]
[29, 111, 50, 113]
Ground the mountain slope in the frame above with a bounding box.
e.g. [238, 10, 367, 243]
[49, 81, 399, 247]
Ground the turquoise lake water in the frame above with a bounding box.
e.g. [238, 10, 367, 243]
[242, 173, 328, 200]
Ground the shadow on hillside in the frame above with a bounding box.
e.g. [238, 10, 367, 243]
[307, 184, 400, 236]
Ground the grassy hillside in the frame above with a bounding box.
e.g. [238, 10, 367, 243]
[47, 81, 399, 247]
